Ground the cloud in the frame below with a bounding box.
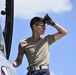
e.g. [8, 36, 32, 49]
[0, 0, 72, 19]
[51, 72, 55, 75]
[51, 72, 63, 75]
[14, 0, 72, 19]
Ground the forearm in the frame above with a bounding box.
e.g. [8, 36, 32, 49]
[53, 23, 67, 35]
[44, 14, 67, 34]
[44, 14, 68, 40]
[50, 23, 67, 40]
[12, 60, 21, 67]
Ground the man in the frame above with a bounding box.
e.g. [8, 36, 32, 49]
[12, 14, 67, 75]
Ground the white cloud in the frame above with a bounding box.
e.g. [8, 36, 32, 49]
[51, 72, 55, 75]
[51, 72, 63, 75]
[0, 0, 72, 19]
[14, 0, 72, 19]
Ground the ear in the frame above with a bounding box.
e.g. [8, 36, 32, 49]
[33, 25, 37, 30]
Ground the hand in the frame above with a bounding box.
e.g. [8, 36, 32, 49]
[44, 14, 55, 26]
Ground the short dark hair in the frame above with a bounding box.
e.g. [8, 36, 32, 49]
[30, 17, 44, 30]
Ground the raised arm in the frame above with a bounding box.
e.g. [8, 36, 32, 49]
[52, 23, 67, 41]
[44, 14, 67, 41]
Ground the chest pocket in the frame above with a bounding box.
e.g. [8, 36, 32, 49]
[25, 44, 36, 54]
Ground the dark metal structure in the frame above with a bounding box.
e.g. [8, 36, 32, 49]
[1, 0, 14, 59]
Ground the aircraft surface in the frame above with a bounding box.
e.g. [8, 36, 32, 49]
[0, 0, 18, 75]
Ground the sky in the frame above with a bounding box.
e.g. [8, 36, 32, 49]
[0, 0, 76, 75]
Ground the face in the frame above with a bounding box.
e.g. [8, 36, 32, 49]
[33, 22, 46, 34]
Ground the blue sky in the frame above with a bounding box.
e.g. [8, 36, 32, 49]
[0, 0, 76, 75]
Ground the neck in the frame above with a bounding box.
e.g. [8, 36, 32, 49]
[32, 33, 40, 40]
